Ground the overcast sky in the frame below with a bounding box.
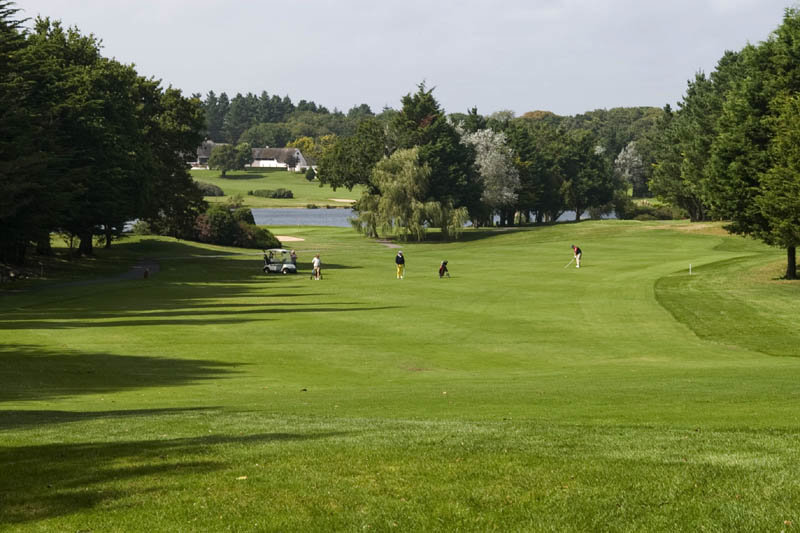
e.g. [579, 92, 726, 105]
[14, 0, 797, 116]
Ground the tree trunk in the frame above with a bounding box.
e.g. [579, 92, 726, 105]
[786, 246, 797, 280]
[104, 225, 113, 248]
[36, 234, 52, 256]
[78, 231, 93, 256]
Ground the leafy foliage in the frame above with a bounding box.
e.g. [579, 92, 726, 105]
[317, 119, 386, 191]
[209, 143, 252, 177]
[238, 122, 292, 148]
[195, 181, 225, 197]
[0, 11, 206, 262]
[351, 148, 467, 241]
[703, 9, 800, 278]
[459, 127, 520, 225]
[193, 204, 279, 249]
[248, 189, 294, 199]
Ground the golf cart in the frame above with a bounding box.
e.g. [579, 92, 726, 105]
[262, 248, 297, 275]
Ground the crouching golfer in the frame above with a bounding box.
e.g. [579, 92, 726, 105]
[571, 244, 582, 268]
[439, 260, 449, 278]
[395, 251, 405, 279]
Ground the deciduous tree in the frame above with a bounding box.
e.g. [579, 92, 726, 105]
[209, 142, 252, 176]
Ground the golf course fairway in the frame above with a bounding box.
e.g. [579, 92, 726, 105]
[1, 220, 798, 531]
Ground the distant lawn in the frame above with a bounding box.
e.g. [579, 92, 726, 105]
[191, 168, 363, 207]
[2, 221, 799, 531]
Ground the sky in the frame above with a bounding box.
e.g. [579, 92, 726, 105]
[14, 0, 797, 117]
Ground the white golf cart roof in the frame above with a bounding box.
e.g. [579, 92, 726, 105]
[265, 248, 291, 254]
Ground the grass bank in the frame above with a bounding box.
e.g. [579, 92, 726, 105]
[191, 168, 362, 208]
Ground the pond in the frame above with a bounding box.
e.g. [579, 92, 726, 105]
[251, 208, 616, 227]
[252, 208, 355, 227]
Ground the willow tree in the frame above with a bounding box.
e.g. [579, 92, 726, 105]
[351, 147, 467, 241]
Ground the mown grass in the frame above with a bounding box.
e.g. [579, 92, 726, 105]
[1, 220, 799, 531]
[191, 168, 362, 207]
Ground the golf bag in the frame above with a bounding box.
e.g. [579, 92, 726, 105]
[439, 261, 449, 278]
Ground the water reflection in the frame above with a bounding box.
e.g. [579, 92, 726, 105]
[251, 208, 616, 227]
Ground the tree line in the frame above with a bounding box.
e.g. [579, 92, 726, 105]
[649, 7, 800, 279]
[315, 86, 663, 240]
[0, 3, 279, 266]
[0, 3, 208, 263]
[201, 90, 377, 147]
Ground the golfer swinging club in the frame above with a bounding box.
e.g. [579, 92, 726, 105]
[395, 251, 405, 279]
[571, 244, 582, 268]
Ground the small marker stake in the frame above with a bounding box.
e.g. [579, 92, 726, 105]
[689, 263, 692, 275]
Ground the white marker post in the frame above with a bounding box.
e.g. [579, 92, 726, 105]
[689, 264, 692, 275]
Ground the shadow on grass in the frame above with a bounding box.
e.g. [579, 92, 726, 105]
[375, 227, 528, 247]
[294, 262, 360, 271]
[1, 245, 396, 330]
[0, 428, 348, 526]
[0, 345, 239, 403]
[0, 304, 398, 330]
[0, 407, 214, 431]
[213, 168, 280, 179]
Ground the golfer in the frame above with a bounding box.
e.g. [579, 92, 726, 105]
[395, 251, 405, 279]
[571, 244, 582, 268]
[312, 254, 321, 280]
[262, 250, 270, 273]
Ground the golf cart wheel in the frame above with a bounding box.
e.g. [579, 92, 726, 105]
[281, 268, 289, 275]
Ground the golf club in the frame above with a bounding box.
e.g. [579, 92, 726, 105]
[563, 258, 575, 268]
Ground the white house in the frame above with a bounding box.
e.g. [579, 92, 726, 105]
[189, 142, 310, 172]
[250, 147, 310, 172]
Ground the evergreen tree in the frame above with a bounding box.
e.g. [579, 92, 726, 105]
[708, 9, 800, 278]
[391, 84, 482, 221]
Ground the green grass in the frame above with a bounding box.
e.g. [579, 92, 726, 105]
[1, 221, 799, 531]
[191, 168, 363, 207]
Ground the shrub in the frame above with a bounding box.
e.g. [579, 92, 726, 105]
[233, 222, 280, 249]
[588, 203, 614, 220]
[203, 204, 238, 244]
[194, 205, 278, 249]
[614, 196, 686, 221]
[232, 207, 255, 225]
[612, 194, 637, 220]
[305, 167, 316, 181]
[225, 194, 245, 208]
[306, 204, 319, 209]
[195, 181, 225, 197]
[131, 220, 153, 235]
[248, 188, 294, 199]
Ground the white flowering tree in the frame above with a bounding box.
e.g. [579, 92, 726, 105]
[614, 141, 646, 197]
[460, 128, 520, 225]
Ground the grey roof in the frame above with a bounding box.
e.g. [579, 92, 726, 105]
[196, 140, 227, 159]
[252, 147, 301, 163]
